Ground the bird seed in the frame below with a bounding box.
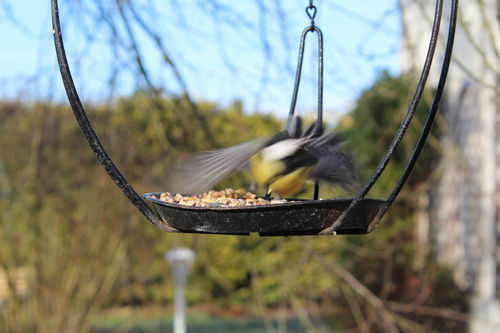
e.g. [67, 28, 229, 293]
[157, 188, 294, 207]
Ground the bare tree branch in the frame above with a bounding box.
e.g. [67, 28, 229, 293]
[311, 250, 400, 333]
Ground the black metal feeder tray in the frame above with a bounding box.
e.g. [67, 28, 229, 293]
[144, 193, 386, 236]
[51, 0, 457, 236]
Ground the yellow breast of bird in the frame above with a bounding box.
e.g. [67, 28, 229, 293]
[250, 154, 313, 197]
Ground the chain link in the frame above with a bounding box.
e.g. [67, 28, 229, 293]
[305, 0, 316, 27]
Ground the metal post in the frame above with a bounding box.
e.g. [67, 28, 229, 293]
[166, 248, 195, 333]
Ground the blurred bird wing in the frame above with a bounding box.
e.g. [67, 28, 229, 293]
[166, 137, 268, 194]
[302, 120, 323, 139]
[307, 132, 347, 156]
[310, 151, 358, 191]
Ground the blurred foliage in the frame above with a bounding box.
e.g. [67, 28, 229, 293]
[0, 74, 468, 333]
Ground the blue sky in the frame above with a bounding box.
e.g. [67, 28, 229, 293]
[0, 0, 401, 120]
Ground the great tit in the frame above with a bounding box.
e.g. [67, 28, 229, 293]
[166, 115, 358, 198]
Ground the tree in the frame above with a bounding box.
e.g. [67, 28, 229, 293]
[401, 1, 500, 331]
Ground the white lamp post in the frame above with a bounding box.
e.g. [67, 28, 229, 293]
[166, 248, 195, 333]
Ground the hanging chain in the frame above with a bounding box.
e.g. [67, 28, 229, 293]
[306, 0, 317, 28]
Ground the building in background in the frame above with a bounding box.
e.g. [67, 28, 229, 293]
[400, 0, 500, 331]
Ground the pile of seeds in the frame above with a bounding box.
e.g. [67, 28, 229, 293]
[157, 188, 293, 207]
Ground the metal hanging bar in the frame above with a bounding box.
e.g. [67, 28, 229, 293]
[51, 0, 179, 233]
[320, 0, 457, 235]
[288, 1, 323, 199]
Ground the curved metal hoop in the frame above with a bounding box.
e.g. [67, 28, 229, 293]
[51, 0, 179, 233]
[320, 0, 459, 235]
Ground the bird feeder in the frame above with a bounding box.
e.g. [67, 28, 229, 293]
[51, 0, 458, 236]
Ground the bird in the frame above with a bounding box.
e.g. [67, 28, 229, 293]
[166, 115, 358, 198]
